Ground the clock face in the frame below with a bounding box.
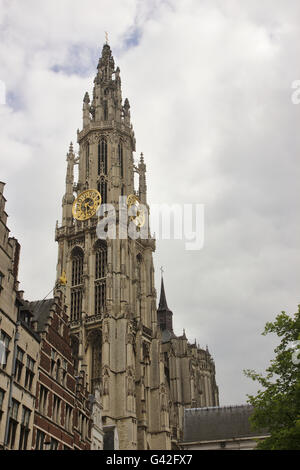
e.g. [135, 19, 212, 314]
[72, 189, 102, 221]
[127, 194, 145, 228]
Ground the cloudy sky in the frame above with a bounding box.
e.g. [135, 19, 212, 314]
[1, 0, 300, 406]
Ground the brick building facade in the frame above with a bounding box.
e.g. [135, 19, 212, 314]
[29, 290, 92, 450]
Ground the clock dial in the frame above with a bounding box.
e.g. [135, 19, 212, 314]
[72, 189, 102, 221]
[127, 194, 145, 228]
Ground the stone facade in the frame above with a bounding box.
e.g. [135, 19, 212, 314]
[55, 43, 219, 450]
[0, 182, 40, 450]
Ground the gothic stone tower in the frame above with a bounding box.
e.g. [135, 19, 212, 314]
[55, 44, 170, 450]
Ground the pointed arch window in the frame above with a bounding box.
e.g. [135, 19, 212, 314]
[98, 178, 107, 204]
[70, 247, 83, 321]
[94, 241, 107, 316]
[98, 138, 107, 175]
[136, 254, 143, 318]
[91, 331, 102, 393]
[103, 101, 108, 121]
[118, 142, 123, 178]
[86, 143, 89, 178]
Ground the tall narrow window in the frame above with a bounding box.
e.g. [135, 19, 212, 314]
[98, 178, 107, 204]
[98, 138, 107, 175]
[35, 429, 45, 450]
[86, 143, 89, 178]
[91, 332, 102, 393]
[103, 101, 108, 120]
[94, 241, 107, 316]
[24, 356, 35, 391]
[118, 142, 123, 178]
[15, 347, 24, 383]
[0, 388, 5, 423]
[0, 330, 11, 370]
[136, 254, 143, 318]
[19, 406, 31, 450]
[70, 247, 84, 321]
[7, 399, 19, 449]
[39, 385, 48, 415]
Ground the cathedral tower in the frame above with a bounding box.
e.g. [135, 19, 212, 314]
[55, 44, 170, 450]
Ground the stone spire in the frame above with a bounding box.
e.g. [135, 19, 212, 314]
[62, 142, 75, 225]
[157, 276, 173, 332]
[86, 43, 130, 126]
[138, 152, 147, 204]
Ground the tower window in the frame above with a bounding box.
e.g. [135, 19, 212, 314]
[95, 243, 107, 280]
[98, 138, 107, 175]
[70, 247, 83, 321]
[104, 101, 108, 121]
[95, 282, 106, 316]
[118, 143, 123, 178]
[86, 143, 89, 178]
[70, 288, 82, 322]
[98, 178, 107, 204]
[94, 241, 107, 316]
[71, 247, 83, 286]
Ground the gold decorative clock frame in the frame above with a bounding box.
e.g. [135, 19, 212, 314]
[72, 189, 102, 221]
[126, 194, 146, 228]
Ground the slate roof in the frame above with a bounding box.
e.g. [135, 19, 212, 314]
[27, 298, 55, 332]
[183, 405, 268, 443]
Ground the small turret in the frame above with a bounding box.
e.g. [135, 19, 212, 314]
[83, 92, 90, 128]
[123, 98, 131, 126]
[62, 142, 75, 225]
[138, 152, 147, 204]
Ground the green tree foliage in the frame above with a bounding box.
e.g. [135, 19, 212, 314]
[244, 306, 300, 450]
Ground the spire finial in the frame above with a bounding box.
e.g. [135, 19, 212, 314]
[160, 266, 164, 277]
[105, 31, 109, 44]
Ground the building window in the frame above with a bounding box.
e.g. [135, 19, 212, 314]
[71, 247, 83, 286]
[70, 247, 83, 321]
[19, 406, 31, 450]
[103, 101, 108, 121]
[7, 399, 19, 449]
[97, 177, 107, 204]
[118, 142, 123, 178]
[0, 271, 4, 292]
[91, 332, 102, 392]
[95, 242, 107, 280]
[50, 350, 56, 377]
[35, 429, 45, 450]
[39, 385, 48, 415]
[62, 360, 67, 387]
[98, 138, 107, 175]
[70, 289, 82, 322]
[50, 438, 59, 450]
[65, 404, 73, 432]
[53, 395, 61, 425]
[95, 282, 106, 316]
[0, 330, 11, 369]
[0, 388, 5, 422]
[56, 359, 61, 383]
[15, 347, 24, 383]
[86, 143, 89, 178]
[24, 356, 35, 391]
